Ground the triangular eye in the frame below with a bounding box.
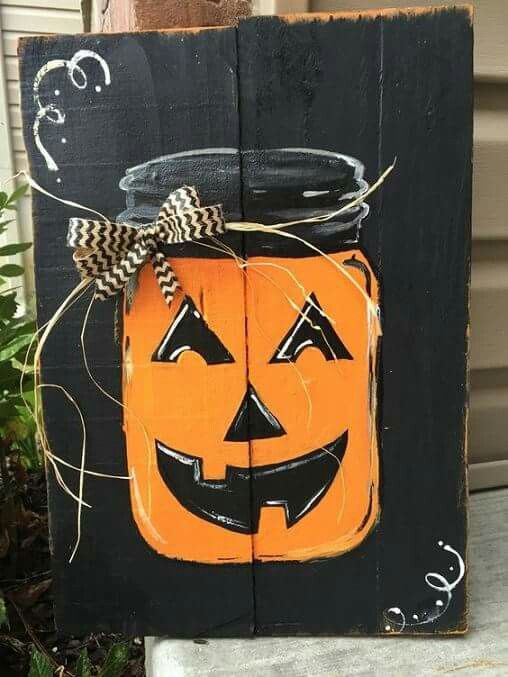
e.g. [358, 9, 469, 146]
[152, 296, 234, 365]
[270, 293, 353, 363]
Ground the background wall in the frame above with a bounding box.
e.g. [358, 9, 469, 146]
[0, 0, 505, 489]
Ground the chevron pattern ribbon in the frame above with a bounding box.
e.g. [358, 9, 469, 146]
[67, 186, 225, 306]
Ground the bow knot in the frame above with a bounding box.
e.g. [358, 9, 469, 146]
[136, 227, 158, 253]
[67, 186, 225, 306]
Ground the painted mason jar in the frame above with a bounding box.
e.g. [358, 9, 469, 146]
[119, 148, 380, 564]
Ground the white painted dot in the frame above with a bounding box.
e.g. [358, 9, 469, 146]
[95, 85, 102, 93]
[449, 566, 454, 571]
[436, 600, 444, 607]
[412, 614, 418, 620]
[54, 89, 60, 96]
[56, 177, 61, 184]
[385, 625, 391, 632]
[61, 137, 67, 144]
[438, 540, 444, 547]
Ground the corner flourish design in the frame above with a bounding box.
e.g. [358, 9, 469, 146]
[383, 541, 465, 633]
[33, 50, 111, 174]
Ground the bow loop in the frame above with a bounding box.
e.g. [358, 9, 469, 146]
[155, 186, 225, 246]
[160, 185, 201, 217]
[68, 186, 225, 306]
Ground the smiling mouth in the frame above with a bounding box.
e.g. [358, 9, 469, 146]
[155, 431, 348, 534]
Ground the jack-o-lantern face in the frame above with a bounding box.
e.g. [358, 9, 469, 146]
[122, 247, 380, 563]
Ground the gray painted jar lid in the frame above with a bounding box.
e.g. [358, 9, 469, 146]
[117, 148, 370, 258]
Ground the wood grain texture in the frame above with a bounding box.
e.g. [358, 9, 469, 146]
[91, 0, 252, 31]
[146, 488, 508, 675]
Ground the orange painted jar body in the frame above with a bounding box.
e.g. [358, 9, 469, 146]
[120, 149, 380, 564]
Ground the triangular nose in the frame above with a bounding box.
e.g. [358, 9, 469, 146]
[224, 382, 286, 442]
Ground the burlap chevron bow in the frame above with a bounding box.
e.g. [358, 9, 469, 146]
[67, 186, 225, 305]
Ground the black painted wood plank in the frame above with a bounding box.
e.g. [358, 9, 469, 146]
[19, 28, 254, 637]
[377, 6, 472, 634]
[238, 12, 383, 636]
[237, 7, 471, 635]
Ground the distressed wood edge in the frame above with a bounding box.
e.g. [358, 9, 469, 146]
[275, 4, 473, 25]
[17, 23, 234, 57]
[17, 3, 474, 56]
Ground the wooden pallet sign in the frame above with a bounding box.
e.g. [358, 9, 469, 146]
[18, 6, 472, 637]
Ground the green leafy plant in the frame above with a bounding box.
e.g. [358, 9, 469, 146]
[0, 595, 9, 629]
[0, 184, 38, 469]
[0, 184, 38, 599]
[0, 185, 139, 675]
[97, 644, 130, 677]
[29, 643, 130, 677]
[28, 649, 53, 677]
[76, 648, 93, 677]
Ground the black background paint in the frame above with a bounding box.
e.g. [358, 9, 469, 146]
[19, 8, 472, 636]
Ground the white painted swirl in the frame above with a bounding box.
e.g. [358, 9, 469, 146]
[383, 541, 465, 634]
[32, 50, 111, 173]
